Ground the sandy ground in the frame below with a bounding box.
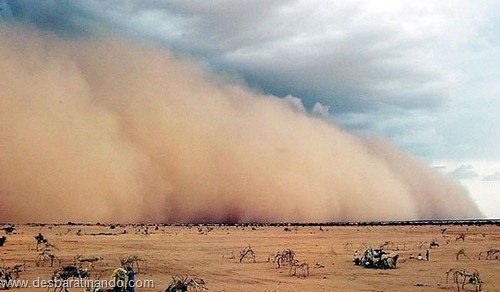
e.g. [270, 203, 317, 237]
[0, 224, 499, 291]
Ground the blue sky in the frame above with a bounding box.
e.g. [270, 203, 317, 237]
[2, 0, 499, 217]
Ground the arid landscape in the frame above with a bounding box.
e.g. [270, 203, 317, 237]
[0, 222, 499, 291]
[2, 3, 500, 292]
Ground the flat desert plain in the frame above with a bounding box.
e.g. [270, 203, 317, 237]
[0, 223, 499, 291]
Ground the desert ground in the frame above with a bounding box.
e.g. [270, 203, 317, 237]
[0, 223, 499, 291]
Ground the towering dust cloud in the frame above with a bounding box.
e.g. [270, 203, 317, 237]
[0, 25, 481, 223]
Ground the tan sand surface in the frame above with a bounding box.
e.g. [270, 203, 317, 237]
[0, 224, 499, 291]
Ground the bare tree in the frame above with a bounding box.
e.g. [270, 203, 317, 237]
[289, 259, 309, 277]
[239, 246, 256, 263]
[456, 248, 471, 261]
[166, 275, 207, 292]
[446, 268, 482, 291]
[486, 248, 500, 260]
[120, 255, 146, 273]
[456, 233, 466, 242]
[36, 249, 60, 267]
[75, 255, 104, 269]
[273, 249, 295, 268]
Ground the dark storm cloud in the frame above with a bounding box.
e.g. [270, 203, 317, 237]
[338, 107, 444, 158]
[4, 0, 105, 35]
[2, 0, 499, 163]
[1, 0, 453, 112]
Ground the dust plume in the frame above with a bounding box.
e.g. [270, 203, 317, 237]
[0, 25, 482, 223]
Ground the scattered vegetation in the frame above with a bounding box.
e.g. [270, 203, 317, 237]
[166, 275, 207, 292]
[446, 268, 482, 291]
[239, 245, 256, 263]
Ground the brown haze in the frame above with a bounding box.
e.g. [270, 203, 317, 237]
[0, 25, 482, 223]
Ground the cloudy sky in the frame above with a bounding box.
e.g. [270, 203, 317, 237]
[2, 0, 499, 217]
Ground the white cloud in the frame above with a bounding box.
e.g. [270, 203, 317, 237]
[311, 102, 330, 117]
[433, 160, 500, 217]
[459, 179, 500, 218]
[283, 95, 306, 113]
[447, 164, 479, 180]
[482, 172, 500, 182]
